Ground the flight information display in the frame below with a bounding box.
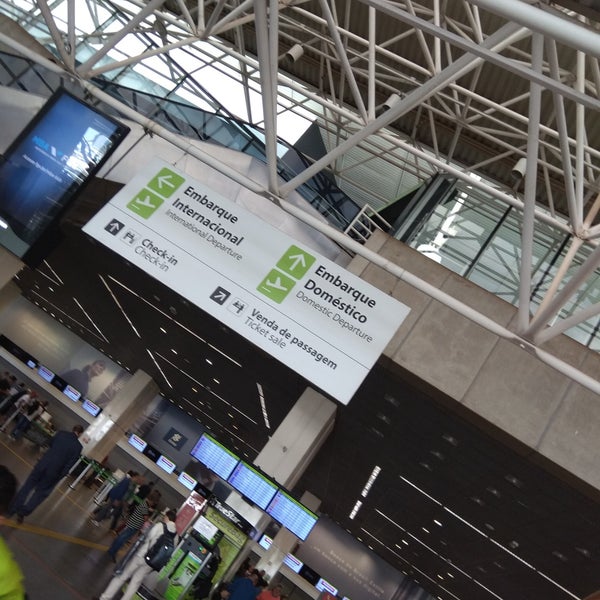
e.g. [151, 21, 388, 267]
[266, 489, 318, 540]
[227, 461, 278, 510]
[190, 433, 239, 480]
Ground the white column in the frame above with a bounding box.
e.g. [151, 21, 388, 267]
[0, 247, 23, 288]
[226, 387, 336, 581]
[80, 369, 159, 460]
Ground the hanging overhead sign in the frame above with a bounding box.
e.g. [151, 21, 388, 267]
[83, 159, 410, 404]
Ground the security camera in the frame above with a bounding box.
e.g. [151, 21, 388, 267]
[511, 157, 527, 179]
[284, 44, 304, 63]
[382, 93, 400, 110]
[375, 93, 401, 117]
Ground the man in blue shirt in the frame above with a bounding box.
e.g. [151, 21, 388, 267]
[9, 424, 84, 523]
[229, 572, 260, 600]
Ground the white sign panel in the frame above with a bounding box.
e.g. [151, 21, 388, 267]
[83, 159, 410, 404]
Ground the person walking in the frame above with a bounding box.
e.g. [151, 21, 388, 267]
[9, 424, 84, 523]
[90, 470, 140, 528]
[93, 509, 177, 600]
[10, 397, 47, 440]
[106, 489, 160, 562]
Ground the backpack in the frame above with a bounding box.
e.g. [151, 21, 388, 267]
[145, 523, 177, 571]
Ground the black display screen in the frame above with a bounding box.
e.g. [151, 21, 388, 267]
[189, 433, 239, 480]
[227, 461, 278, 510]
[143, 444, 160, 462]
[0, 87, 129, 263]
[266, 489, 318, 541]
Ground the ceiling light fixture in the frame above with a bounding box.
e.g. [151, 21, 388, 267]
[441, 433, 458, 446]
[41, 259, 64, 285]
[486, 486, 501, 497]
[256, 383, 270, 429]
[107, 276, 242, 366]
[361, 465, 381, 498]
[349, 500, 363, 519]
[504, 474, 523, 487]
[393, 478, 579, 598]
[100, 276, 141, 338]
[146, 348, 173, 388]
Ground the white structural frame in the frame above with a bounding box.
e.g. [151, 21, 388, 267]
[1, 0, 600, 394]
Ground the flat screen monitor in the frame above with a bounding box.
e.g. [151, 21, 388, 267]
[26, 358, 37, 369]
[143, 444, 160, 462]
[81, 398, 101, 417]
[227, 461, 278, 510]
[258, 534, 272, 551]
[0, 88, 130, 265]
[192, 515, 222, 547]
[265, 489, 318, 541]
[37, 365, 54, 382]
[282, 553, 303, 574]
[299, 564, 319, 586]
[316, 579, 338, 595]
[63, 384, 81, 402]
[50, 375, 67, 392]
[177, 471, 197, 491]
[156, 454, 176, 475]
[128, 433, 147, 453]
[189, 433, 239, 481]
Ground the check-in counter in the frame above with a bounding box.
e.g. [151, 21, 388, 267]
[0, 347, 192, 499]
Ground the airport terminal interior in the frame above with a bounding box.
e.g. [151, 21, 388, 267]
[1, 1, 600, 600]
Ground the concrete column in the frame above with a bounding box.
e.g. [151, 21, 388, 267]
[80, 369, 159, 461]
[226, 387, 336, 581]
[256, 491, 321, 581]
[0, 247, 23, 288]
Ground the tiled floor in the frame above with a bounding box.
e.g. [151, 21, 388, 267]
[1, 433, 126, 600]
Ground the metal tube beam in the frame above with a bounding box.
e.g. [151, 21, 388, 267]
[87, 36, 199, 78]
[359, 0, 600, 112]
[253, 0, 280, 196]
[517, 33, 543, 333]
[367, 6, 376, 121]
[318, 0, 368, 121]
[525, 242, 600, 338]
[535, 301, 600, 345]
[37, 0, 73, 68]
[280, 21, 526, 196]
[77, 0, 167, 77]
[467, 0, 600, 59]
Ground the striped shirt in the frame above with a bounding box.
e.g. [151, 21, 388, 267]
[126, 499, 150, 531]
